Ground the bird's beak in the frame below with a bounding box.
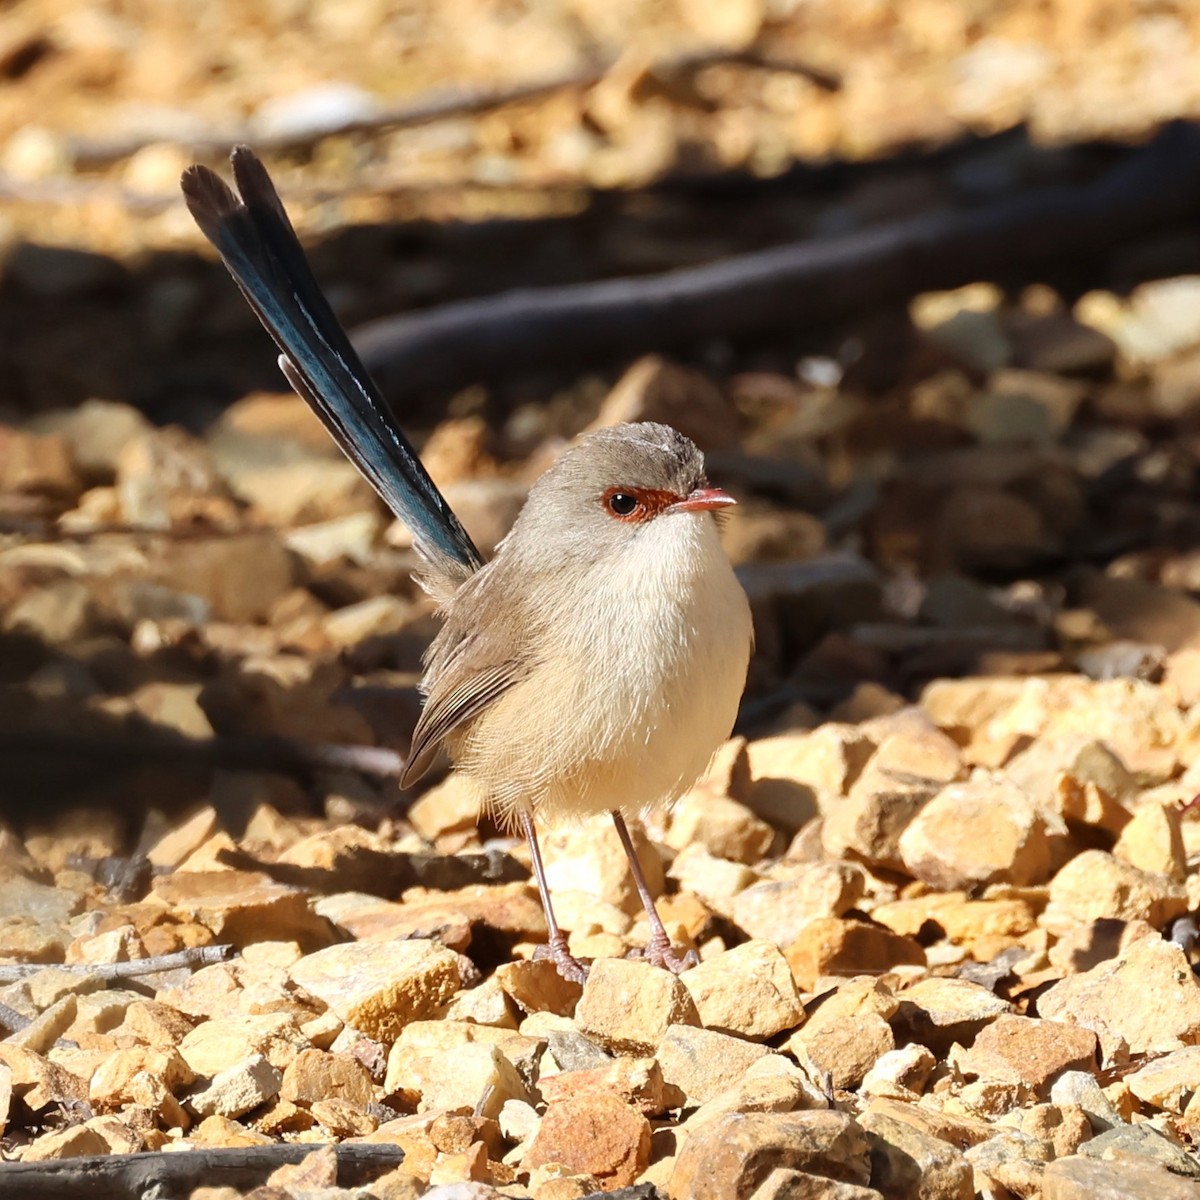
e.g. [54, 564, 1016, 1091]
[669, 487, 737, 514]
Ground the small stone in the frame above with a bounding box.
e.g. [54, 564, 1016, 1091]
[785, 919, 924, 992]
[860, 1045, 937, 1101]
[1038, 936, 1200, 1058]
[1043, 1155, 1200, 1200]
[9, 995, 76, 1054]
[151, 869, 335, 950]
[873, 892, 1036, 961]
[276, 824, 405, 895]
[524, 1091, 651, 1190]
[821, 761, 937, 873]
[0, 428, 80, 500]
[860, 1110, 973, 1200]
[685, 1056, 821, 1134]
[288, 940, 462, 1041]
[398, 1042, 530, 1120]
[187, 1054, 282, 1119]
[1077, 1122, 1200, 1179]
[898, 778, 1053, 889]
[90, 1045, 194, 1109]
[1048, 1071, 1123, 1133]
[440, 977, 517, 1028]
[191, 1113, 274, 1148]
[29, 398, 152, 480]
[665, 789, 776, 864]
[1113, 801, 1187, 882]
[1045, 850, 1185, 928]
[655, 1025, 773, 1106]
[957, 1014, 1098, 1097]
[965, 1128, 1051, 1198]
[731, 864, 865, 947]
[80, 1115, 144, 1155]
[997, 1103, 1092, 1157]
[575, 959, 700, 1054]
[912, 283, 1009, 372]
[890, 978, 1010, 1057]
[176, 1013, 310, 1077]
[745, 726, 875, 833]
[280, 1048, 373, 1109]
[408, 774, 482, 842]
[680, 940, 803, 1040]
[494, 958, 583, 1018]
[265, 1144, 338, 1190]
[668, 844, 757, 910]
[538, 1056, 667, 1116]
[670, 1110, 872, 1200]
[21, 1124, 110, 1162]
[145, 807, 220, 869]
[321, 595, 411, 649]
[1125, 1046, 1200, 1113]
[797, 1010, 897, 1092]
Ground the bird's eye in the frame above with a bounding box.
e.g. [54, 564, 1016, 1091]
[606, 491, 639, 517]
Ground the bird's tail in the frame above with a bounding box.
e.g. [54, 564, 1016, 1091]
[181, 146, 482, 589]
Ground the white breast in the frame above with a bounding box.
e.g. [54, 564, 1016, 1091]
[460, 513, 753, 826]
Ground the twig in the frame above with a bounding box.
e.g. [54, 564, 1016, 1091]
[0, 945, 234, 984]
[0, 1144, 406, 1200]
[66, 47, 839, 167]
[0, 728, 408, 782]
[351, 122, 1200, 401]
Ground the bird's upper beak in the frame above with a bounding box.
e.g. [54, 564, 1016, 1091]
[669, 486, 737, 514]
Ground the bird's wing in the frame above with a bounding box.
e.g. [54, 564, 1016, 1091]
[401, 647, 526, 788]
[180, 147, 482, 590]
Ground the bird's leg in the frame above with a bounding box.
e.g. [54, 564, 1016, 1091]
[610, 810, 698, 974]
[519, 808, 589, 985]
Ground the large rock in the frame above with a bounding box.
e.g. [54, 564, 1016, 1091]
[575, 959, 699, 1055]
[1037, 936, 1200, 1058]
[288, 940, 462, 1042]
[898, 777, 1053, 889]
[670, 1111, 872, 1200]
[679, 940, 803, 1041]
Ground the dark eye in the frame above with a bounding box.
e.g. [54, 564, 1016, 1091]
[607, 491, 639, 517]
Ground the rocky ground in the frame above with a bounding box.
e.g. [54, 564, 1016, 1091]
[6, 3, 1200, 1200]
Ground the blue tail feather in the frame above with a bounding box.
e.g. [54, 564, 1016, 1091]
[181, 147, 482, 581]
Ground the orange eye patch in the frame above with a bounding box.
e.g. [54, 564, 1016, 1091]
[602, 486, 683, 522]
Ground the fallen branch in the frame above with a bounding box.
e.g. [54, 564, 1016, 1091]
[68, 47, 839, 167]
[0, 1144, 405, 1200]
[0, 946, 235, 984]
[352, 122, 1200, 401]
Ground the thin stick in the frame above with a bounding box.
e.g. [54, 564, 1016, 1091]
[0, 1144, 406, 1200]
[67, 48, 839, 167]
[0, 945, 235, 984]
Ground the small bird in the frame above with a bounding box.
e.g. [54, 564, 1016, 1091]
[181, 148, 753, 981]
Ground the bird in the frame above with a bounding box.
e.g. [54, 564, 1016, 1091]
[181, 147, 753, 982]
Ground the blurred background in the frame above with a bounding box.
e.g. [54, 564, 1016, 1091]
[4, 1, 1200, 821]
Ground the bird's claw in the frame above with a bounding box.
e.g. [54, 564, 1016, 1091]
[534, 936, 590, 985]
[630, 937, 698, 974]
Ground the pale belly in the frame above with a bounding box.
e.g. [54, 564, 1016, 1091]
[453, 516, 753, 827]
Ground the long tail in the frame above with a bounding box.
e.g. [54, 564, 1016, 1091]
[181, 146, 483, 588]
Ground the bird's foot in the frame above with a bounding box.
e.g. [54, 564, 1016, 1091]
[533, 933, 590, 985]
[631, 934, 698, 975]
